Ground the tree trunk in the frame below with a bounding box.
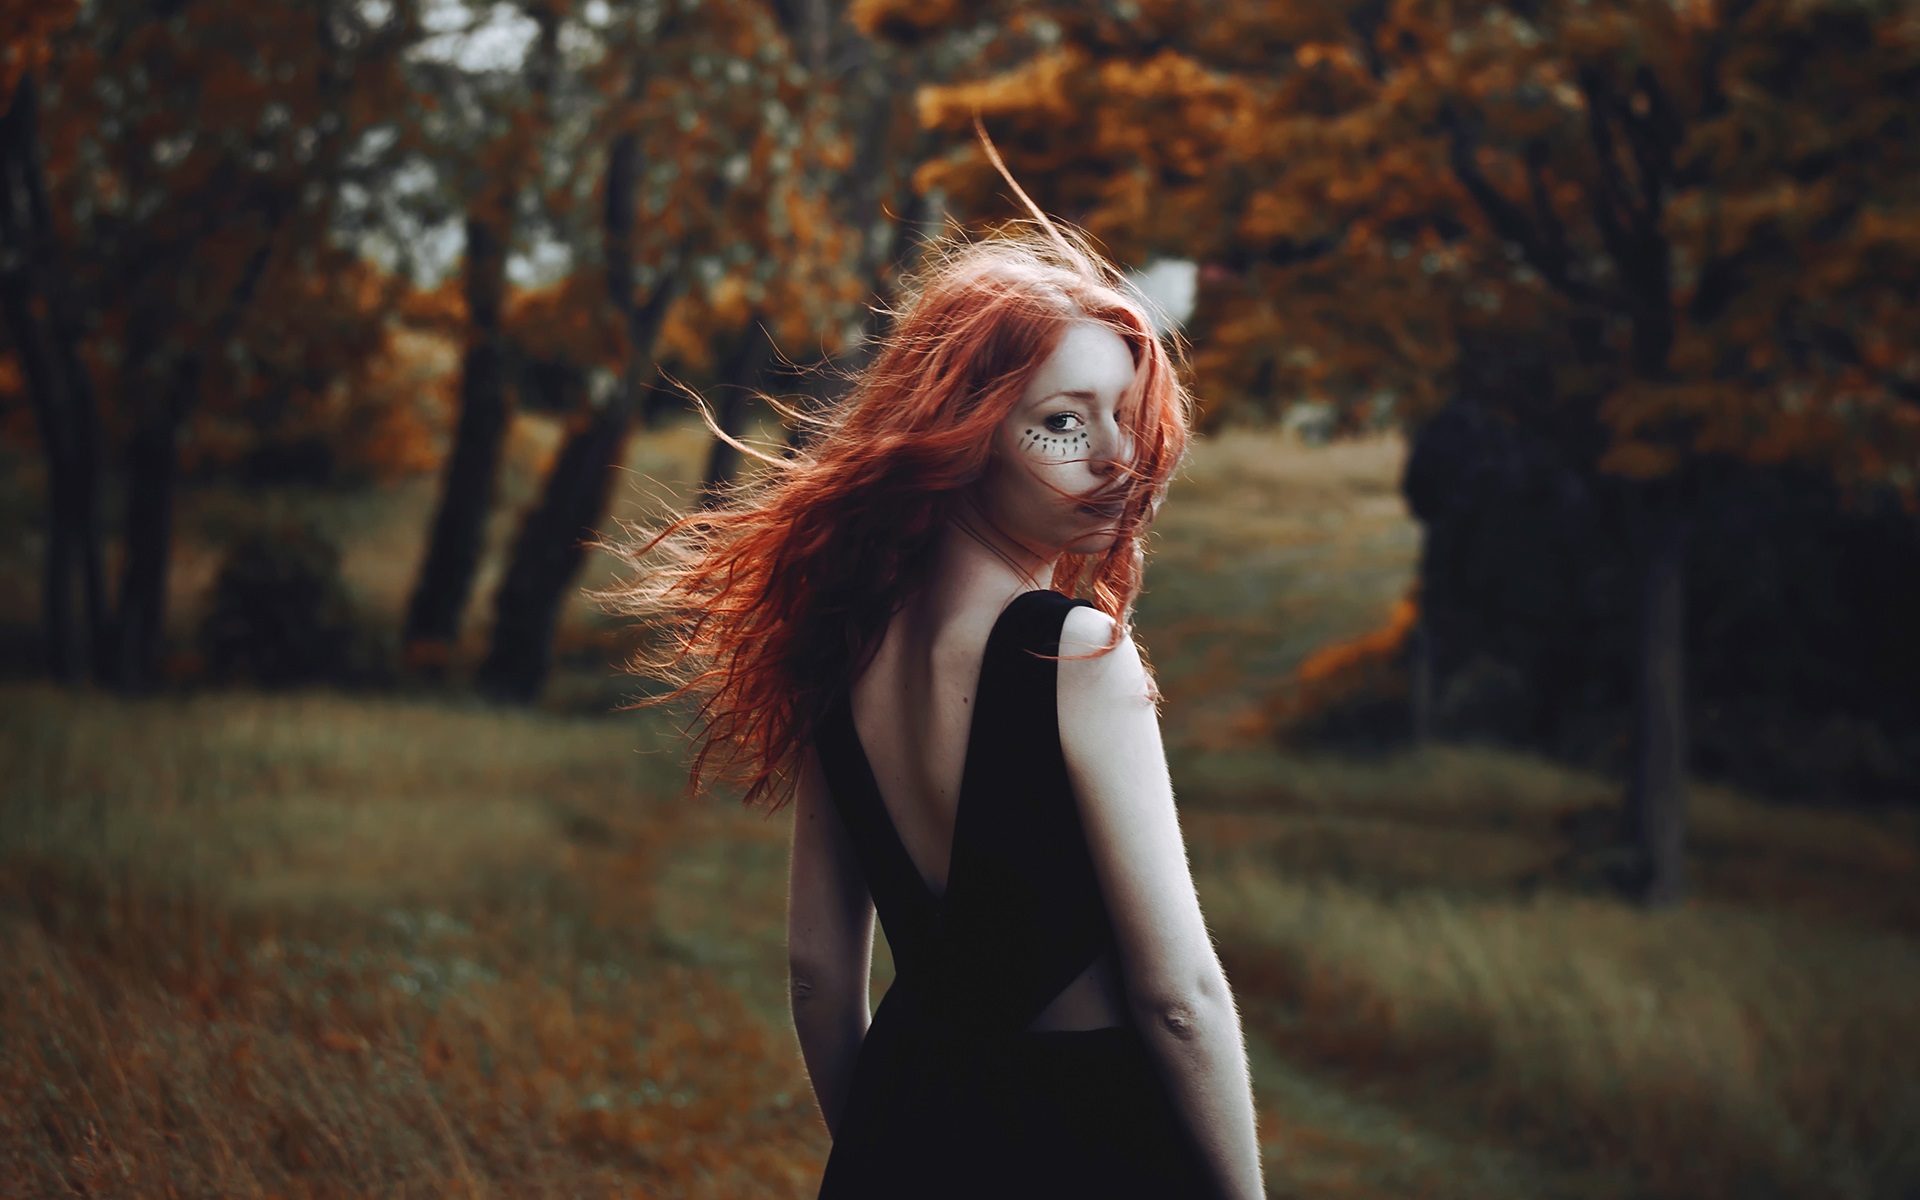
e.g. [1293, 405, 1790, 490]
[113, 390, 192, 693]
[477, 37, 688, 704]
[478, 281, 681, 703]
[785, 66, 932, 451]
[402, 209, 511, 664]
[109, 221, 280, 692]
[0, 263, 80, 678]
[1625, 500, 1690, 907]
[699, 320, 778, 501]
[846, 180, 932, 367]
[476, 401, 629, 702]
[639, 374, 683, 428]
[0, 75, 108, 683]
[783, 179, 934, 452]
[404, 5, 559, 668]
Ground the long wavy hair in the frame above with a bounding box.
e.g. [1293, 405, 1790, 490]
[592, 214, 1193, 812]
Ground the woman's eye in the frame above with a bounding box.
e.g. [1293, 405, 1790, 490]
[1043, 413, 1084, 433]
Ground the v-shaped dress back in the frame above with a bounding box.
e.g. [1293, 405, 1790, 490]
[811, 589, 1214, 1199]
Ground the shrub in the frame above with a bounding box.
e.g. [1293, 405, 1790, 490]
[197, 521, 383, 687]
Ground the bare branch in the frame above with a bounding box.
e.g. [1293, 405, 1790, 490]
[1441, 101, 1613, 307]
[1577, 67, 1636, 274]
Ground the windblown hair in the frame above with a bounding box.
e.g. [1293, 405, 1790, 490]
[592, 220, 1193, 812]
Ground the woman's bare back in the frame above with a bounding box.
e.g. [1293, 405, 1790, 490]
[847, 590, 1128, 1032]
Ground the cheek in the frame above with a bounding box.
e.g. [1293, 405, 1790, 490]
[1014, 425, 1091, 462]
[1004, 456, 1092, 523]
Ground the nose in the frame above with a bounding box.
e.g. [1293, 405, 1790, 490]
[1089, 421, 1136, 479]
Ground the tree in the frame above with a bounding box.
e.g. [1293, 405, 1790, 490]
[0, 4, 103, 683]
[11, 0, 422, 690]
[697, 318, 781, 502]
[461, 1, 1017, 702]
[874, 0, 1920, 904]
[403, 0, 563, 669]
[478, 0, 861, 701]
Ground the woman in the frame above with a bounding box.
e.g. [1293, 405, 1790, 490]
[599, 211, 1264, 1198]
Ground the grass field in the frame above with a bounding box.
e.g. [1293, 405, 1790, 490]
[2, 420, 1916, 1198]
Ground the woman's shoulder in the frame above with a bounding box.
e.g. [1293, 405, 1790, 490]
[1056, 605, 1152, 711]
[1057, 600, 1118, 650]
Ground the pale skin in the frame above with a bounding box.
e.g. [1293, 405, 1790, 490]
[786, 320, 1266, 1199]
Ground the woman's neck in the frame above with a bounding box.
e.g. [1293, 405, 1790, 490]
[926, 500, 1057, 617]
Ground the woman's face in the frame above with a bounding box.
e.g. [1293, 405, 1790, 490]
[977, 319, 1140, 559]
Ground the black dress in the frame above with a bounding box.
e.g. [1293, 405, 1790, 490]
[812, 589, 1216, 1199]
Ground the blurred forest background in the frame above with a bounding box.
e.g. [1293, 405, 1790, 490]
[1, 0, 1917, 1196]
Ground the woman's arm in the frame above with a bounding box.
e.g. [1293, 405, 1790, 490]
[1057, 606, 1266, 1200]
[786, 743, 875, 1139]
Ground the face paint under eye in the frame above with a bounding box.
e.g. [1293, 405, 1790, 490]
[1020, 427, 1090, 460]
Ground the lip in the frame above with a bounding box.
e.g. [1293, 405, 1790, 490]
[1076, 499, 1126, 520]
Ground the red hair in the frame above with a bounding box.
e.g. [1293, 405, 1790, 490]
[592, 224, 1193, 811]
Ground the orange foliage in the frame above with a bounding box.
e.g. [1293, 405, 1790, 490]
[398, 278, 468, 338]
[343, 325, 458, 480]
[1297, 595, 1418, 690]
[18, 0, 433, 486]
[437, 0, 907, 415]
[849, 0, 969, 45]
[899, 0, 1920, 491]
[180, 253, 445, 483]
[0, 0, 76, 113]
[1269, 595, 1417, 736]
[505, 273, 628, 374]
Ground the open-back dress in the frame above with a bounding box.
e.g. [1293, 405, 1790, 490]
[811, 588, 1215, 1199]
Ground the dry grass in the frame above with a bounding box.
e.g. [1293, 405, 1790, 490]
[6, 690, 1914, 1199]
[1182, 745, 1920, 1200]
[1212, 876, 1920, 1200]
[0, 686, 821, 1198]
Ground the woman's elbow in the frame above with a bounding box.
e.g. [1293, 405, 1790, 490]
[788, 961, 826, 1005]
[788, 960, 862, 1011]
[1130, 959, 1233, 1030]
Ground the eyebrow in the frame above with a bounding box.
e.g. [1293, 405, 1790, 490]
[1038, 389, 1099, 403]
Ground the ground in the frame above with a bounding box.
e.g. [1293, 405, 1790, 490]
[1, 421, 1915, 1198]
